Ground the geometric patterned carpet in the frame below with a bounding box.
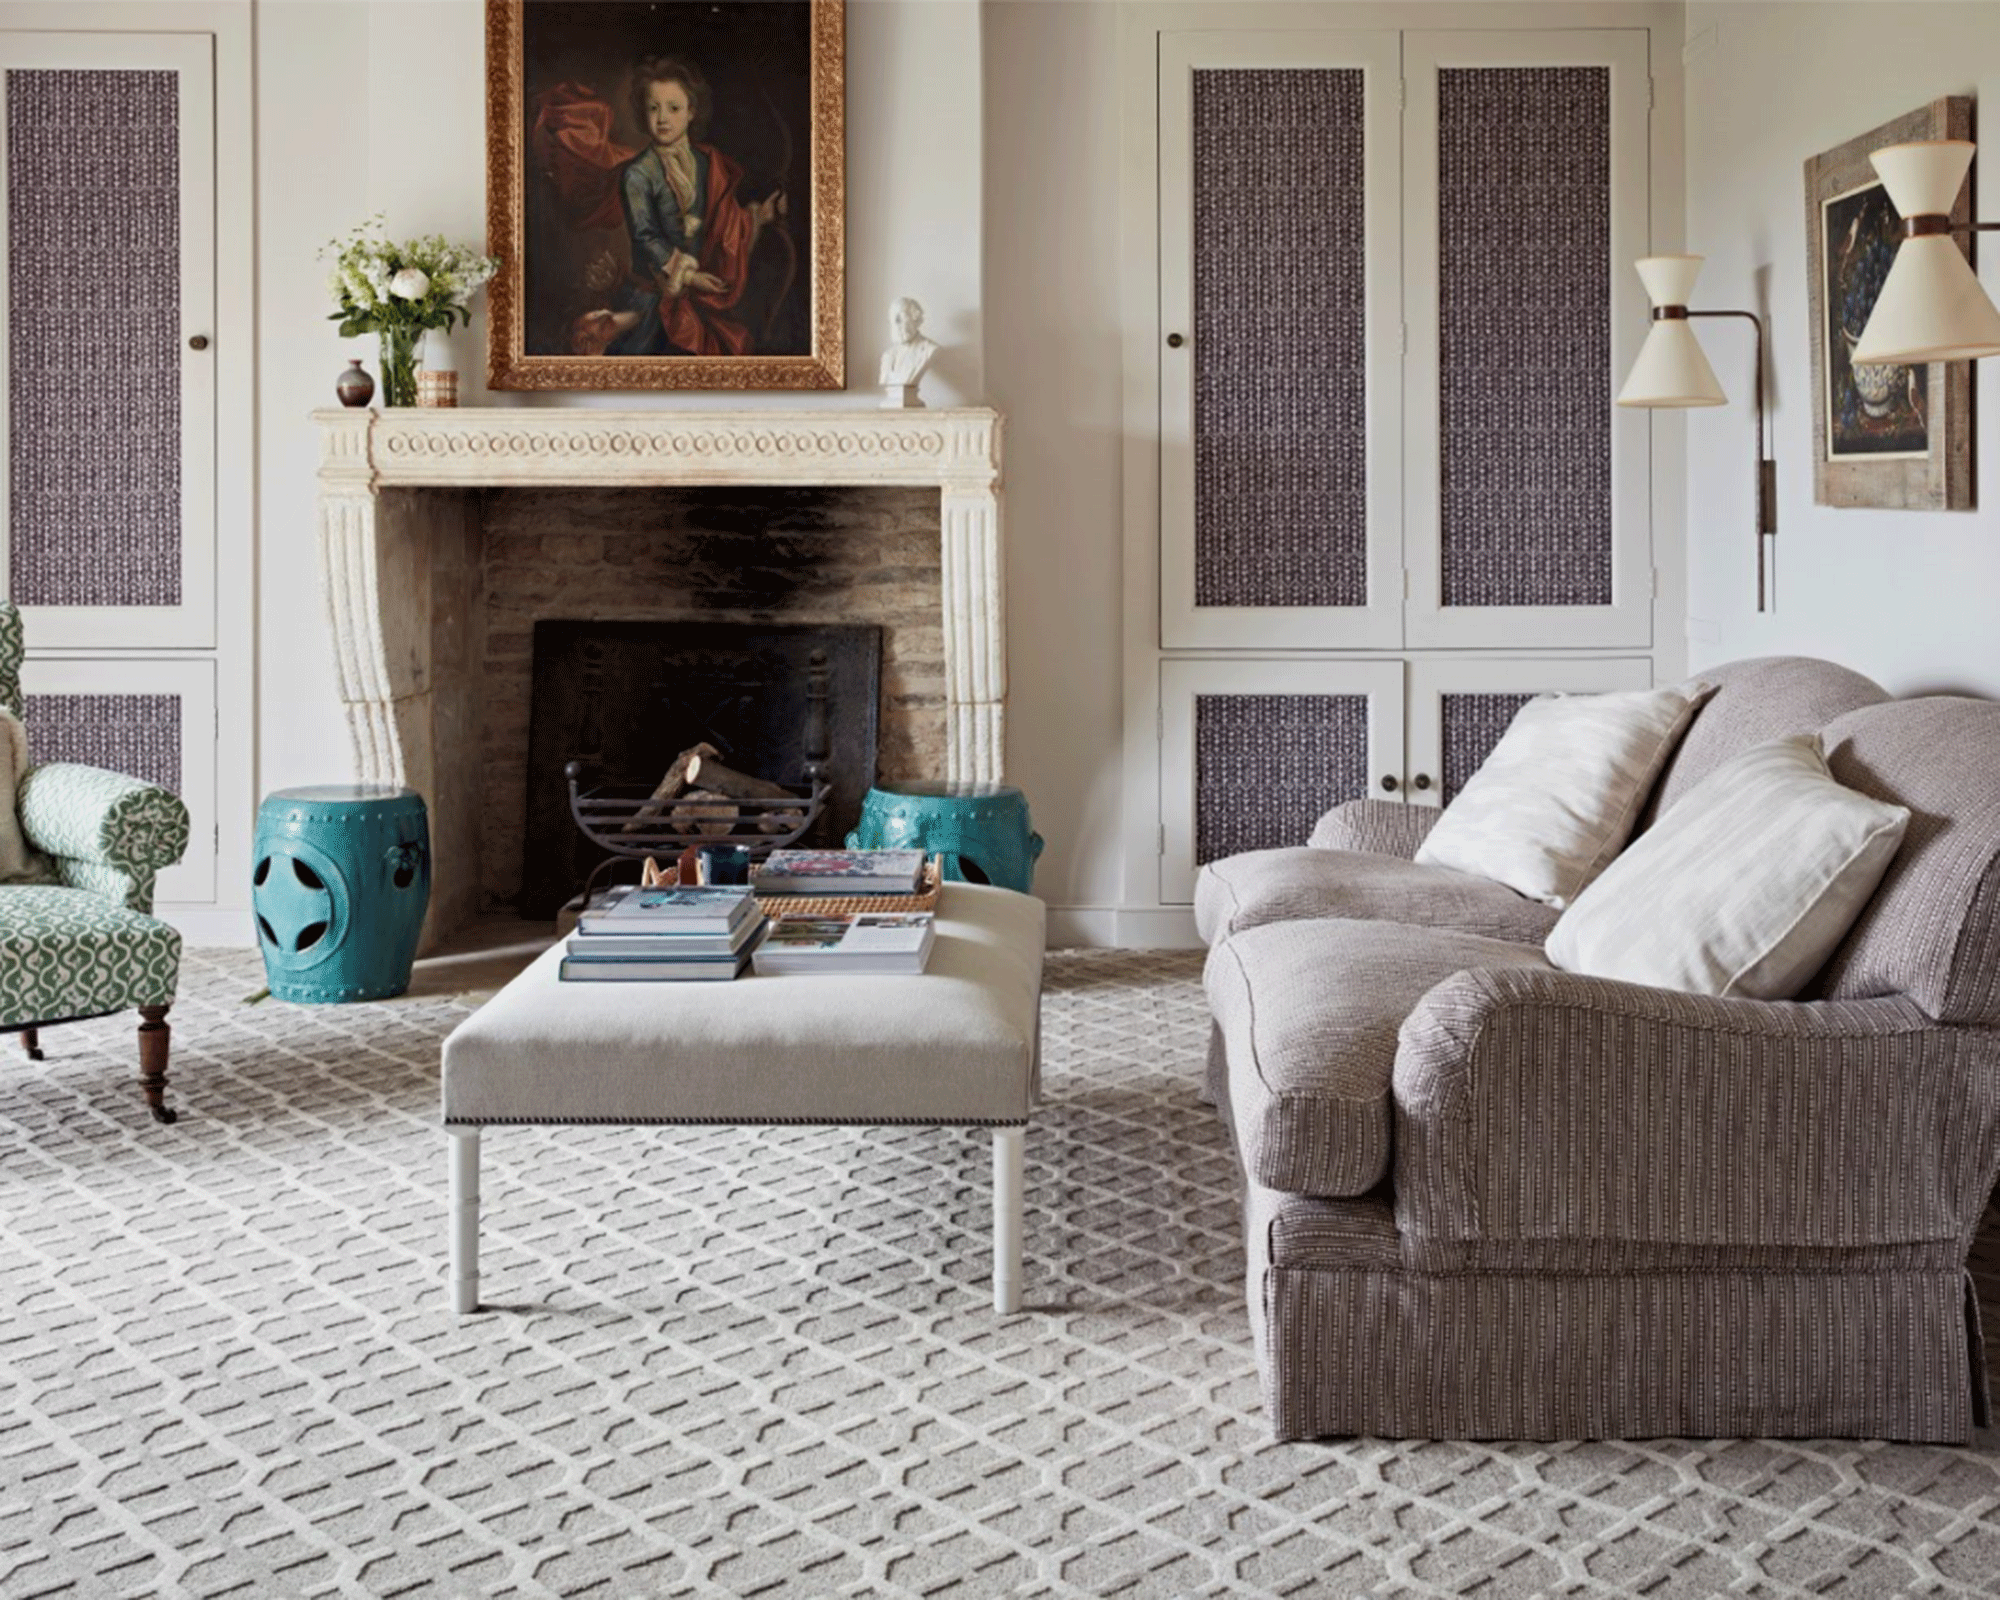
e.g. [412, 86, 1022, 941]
[3, 944, 1998, 1598]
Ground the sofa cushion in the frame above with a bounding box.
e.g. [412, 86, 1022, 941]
[1640, 656, 1888, 829]
[1813, 697, 2000, 1025]
[1547, 735, 1910, 1000]
[1414, 683, 1713, 909]
[1195, 848, 1559, 948]
[1205, 918, 1550, 1198]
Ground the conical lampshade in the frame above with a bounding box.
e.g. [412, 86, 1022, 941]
[1851, 139, 2000, 362]
[1634, 254, 1706, 310]
[1871, 140, 1974, 219]
[1618, 318, 1727, 407]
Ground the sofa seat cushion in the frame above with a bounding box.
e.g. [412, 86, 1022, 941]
[1205, 918, 1550, 1197]
[0, 885, 181, 1025]
[1196, 847, 1560, 947]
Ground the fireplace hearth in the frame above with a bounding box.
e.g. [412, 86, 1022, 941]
[314, 406, 1004, 946]
[522, 620, 881, 916]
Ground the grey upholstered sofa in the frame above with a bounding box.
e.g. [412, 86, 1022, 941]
[1197, 657, 2000, 1442]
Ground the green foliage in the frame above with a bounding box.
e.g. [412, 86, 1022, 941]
[320, 215, 499, 337]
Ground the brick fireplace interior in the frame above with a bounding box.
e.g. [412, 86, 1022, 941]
[469, 484, 945, 916]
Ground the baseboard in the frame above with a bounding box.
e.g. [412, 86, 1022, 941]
[159, 905, 253, 947]
[1046, 905, 1201, 950]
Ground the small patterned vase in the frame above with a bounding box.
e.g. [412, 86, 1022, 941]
[335, 359, 374, 408]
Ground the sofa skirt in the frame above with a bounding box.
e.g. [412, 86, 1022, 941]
[1246, 1191, 1989, 1443]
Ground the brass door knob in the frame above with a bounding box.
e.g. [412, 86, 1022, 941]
[188, 335, 210, 351]
[1379, 774, 1399, 793]
[1166, 332, 1186, 349]
[1411, 773, 1433, 792]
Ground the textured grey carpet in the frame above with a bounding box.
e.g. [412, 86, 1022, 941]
[2, 945, 1998, 1598]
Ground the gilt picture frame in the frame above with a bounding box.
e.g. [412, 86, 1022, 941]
[485, 0, 844, 391]
[1804, 96, 1972, 509]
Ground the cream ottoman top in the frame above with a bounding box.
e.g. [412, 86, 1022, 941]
[442, 883, 1046, 1127]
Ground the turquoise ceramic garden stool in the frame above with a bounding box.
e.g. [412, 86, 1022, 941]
[847, 781, 1044, 892]
[253, 785, 431, 1002]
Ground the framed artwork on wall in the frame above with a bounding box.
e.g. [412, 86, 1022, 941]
[1804, 96, 1972, 510]
[485, 0, 844, 392]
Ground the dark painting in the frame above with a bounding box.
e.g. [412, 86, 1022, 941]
[1821, 181, 1928, 459]
[522, 0, 811, 358]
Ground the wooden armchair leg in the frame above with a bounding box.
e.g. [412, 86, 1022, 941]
[137, 1005, 176, 1125]
[20, 1027, 43, 1062]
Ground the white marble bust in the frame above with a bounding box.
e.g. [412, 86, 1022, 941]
[878, 297, 938, 401]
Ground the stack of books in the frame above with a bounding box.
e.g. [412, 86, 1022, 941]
[560, 885, 765, 982]
[750, 912, 936, 977]
[754, 848, 929, 896]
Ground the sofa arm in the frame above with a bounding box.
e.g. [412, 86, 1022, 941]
[1393, 965, 2000, 1251]
[1308, 798, 1440, 857]
[19, 763, 190, 912]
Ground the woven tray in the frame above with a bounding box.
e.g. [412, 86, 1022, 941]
[641, 854, 945, 917]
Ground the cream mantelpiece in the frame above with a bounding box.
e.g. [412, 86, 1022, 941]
[313, 406, 1005, 939]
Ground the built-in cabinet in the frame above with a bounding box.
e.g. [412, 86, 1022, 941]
[0, 26, 230, 913]
[1144, 21, 1667, 907]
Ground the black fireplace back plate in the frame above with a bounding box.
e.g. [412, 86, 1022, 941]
[522, 620, 882, 917]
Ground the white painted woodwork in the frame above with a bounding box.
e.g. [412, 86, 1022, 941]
[19, 654, 218, 903]
[1403, 655, 1654, 808]
[1158, 656, 1404, 905]
[992, 1126, 1024, 1315]
[314, 407, 1006, 941]
[1401, 30, 1654, 650]
[0, 32, 217, 650]
[1157, 31, 1404, 653]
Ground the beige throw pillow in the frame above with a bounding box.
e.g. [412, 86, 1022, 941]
[1545, 734, 1909, 1000]
[1413, 682, 1713, 910]
[0, 707, 31, 879]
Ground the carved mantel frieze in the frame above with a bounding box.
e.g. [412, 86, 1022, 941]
[312, 406, 1007, 941]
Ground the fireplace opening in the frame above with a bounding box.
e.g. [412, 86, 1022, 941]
[520, 619, 881, 917]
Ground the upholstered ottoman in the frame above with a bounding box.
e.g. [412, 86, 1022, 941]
[441, 883, 1046, 1314]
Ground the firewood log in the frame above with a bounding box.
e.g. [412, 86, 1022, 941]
[680, 788, 741, 837]
[683, 754, 794, 801]
[621, 742, 720, 833]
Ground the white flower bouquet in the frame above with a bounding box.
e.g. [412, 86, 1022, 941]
[322, 218, 498, 406]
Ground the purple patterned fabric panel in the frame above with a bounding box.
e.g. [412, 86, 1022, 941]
[1193, 69, 1366, 609]
[7, 69, 182, 608]
[1195, 693, 1369, 863]
[1441, 692, 1534, 802]
[1438, 68, 1610, 609]
[23, 693, 181, 795]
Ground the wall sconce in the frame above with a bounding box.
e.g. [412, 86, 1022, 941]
[1616, 255, 1777, 613]
[1851, 140, 2000, 363]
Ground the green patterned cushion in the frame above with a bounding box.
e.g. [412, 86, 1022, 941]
[18, 764, 190, 878]
[0, 885, 180, 1025]
[0, 602, 19, 720]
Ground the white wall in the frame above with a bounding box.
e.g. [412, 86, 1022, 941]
[256, 0, 986, 808]
[1684, 1, 2000, 696]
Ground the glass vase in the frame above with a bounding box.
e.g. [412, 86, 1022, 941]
[377, 326, 426, 408]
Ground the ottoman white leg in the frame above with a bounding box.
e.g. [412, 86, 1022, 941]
[448, 1126, 481, 1315]
[992, 1126, 1024, 1314]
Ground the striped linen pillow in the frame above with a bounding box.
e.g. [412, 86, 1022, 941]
[1414, 682, 1713, 910]
[1545, 734, 1910, 1000]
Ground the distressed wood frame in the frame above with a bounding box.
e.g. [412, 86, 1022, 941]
[484, 0, 845, 392]
[1805, 96, 1973, 510]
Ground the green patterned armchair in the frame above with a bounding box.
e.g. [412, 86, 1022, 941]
[0, 603, 191, 1123]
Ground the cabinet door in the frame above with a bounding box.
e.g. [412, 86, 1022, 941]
[1403, 33, 1652, 650]
[1160, 657, 1403, 903]
[0, 33, 216, 649]
[1404, 656, 1653, 809]
[1158, 31, 1404, 651]
[20, 655, 217, 904]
